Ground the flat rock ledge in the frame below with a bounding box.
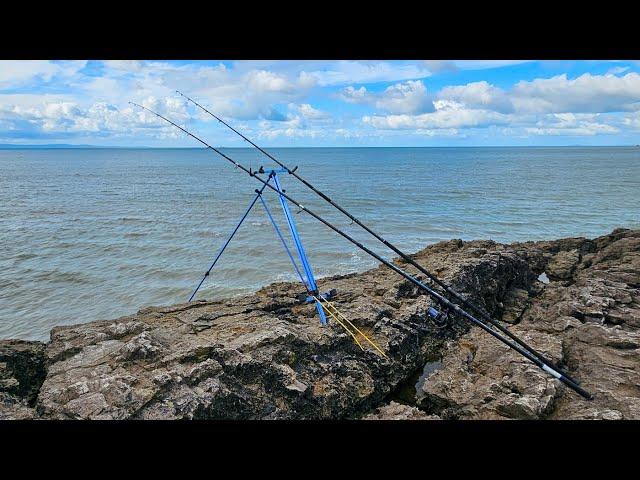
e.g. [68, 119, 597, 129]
[1, 228, 638, 420]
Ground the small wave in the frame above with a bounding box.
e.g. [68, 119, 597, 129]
[36, 270, 94, 285]
[0, 278, 20, 289]
[29, 209, 66, 216]
[12, 252, 37, 261]
[4, 146, 639, 340]
[117, 217, 155, 224]
[193, 230, 225, 239]
[138, 268, 193, 282]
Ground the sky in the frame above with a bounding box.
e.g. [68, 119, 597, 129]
[1, 59, 640, 147]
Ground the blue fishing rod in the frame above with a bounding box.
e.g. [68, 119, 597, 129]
[176, 90, 583, 388]
[129, 101, 593, 400]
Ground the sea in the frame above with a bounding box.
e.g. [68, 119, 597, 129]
[1, 146, 639, 341]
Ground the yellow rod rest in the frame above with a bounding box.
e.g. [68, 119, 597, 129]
[314, 296, 388, 359]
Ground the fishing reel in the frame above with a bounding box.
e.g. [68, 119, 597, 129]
[297, 288, 337, 304]
[426, 306, 450, 328]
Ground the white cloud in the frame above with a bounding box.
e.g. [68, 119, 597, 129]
[175, 66, 312, 121]
[452, 60, 532, 71]
[254, 102, 334, 140]
[0, 60, 87, 89]
[338, 86, 368, 103]
[607, 66, 630, 76]
[0, 61, 58, 88]
[2, 60, 640, 144]
[289, 103, 330, 121]
[422, 60, 458, 73]
[512, 73, 640, 113]
[437, 73, 640, 116]
[0, 92, 190, 140]
[72, 61, 313, 123]
[363, 100, 509, 130]
[415, 128, 460, 137]
[245, 70, 295, 93]
[361, 72, 640, 137]
[525, 124, 619, 136]
[438, 81, 513, 113]
[0, 60, 323, 142]
[303, 61, 431, 86]
[423, 60, 532, 73]
[256, 116, 322, 140]
[374, 81, 433, 114]
[304, 60, 531, 88]
[623, 111, 640, 130]
[339, 80, 433, 114]
[101, 60, 146, 72]
[524, 113, 619, 136]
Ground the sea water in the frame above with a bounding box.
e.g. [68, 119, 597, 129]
[1, 147, 639, 340]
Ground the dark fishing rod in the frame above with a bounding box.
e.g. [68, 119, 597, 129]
[176, 90, 580, 385]
[129, 101, 592, 400]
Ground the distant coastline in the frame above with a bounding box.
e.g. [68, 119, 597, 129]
[1, 144, 639, 150]
[0, 143, 147, 149]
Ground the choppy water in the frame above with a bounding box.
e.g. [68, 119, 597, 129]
[1, 147, 639, 341]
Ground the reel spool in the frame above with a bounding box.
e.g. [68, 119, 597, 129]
[427, 306, 450, 328]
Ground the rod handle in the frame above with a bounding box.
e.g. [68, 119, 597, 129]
[542, 363, 592, 399]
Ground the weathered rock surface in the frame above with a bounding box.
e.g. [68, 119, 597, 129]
[0, 340, 46, 419]
[1, 228, 638, 420]
[418, 228, 640, 419]
[364, 401, 439, 420]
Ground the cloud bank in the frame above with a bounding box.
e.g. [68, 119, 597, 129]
[1, 60, 639, 146]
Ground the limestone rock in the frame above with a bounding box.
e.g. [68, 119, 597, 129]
[0, 340, 46, 419]
[546, 249, 581, 280]
[1, 228, 638, 420]
[501, 288, 530, 324]
[364, 401, 439, 420]
[418, 229, 640, 420]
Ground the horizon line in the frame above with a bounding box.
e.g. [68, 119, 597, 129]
[1, 144, 639, 150]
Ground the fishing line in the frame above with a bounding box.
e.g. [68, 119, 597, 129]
[175, 90, 580, 386]
[260, 189, 379, 354]
[129, 101, 593, 400]
[188, 172, 274, 301]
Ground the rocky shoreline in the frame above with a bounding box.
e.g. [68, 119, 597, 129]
[1, 228, 638, 420]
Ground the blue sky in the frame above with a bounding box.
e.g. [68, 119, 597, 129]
[1, 60, 639, 147]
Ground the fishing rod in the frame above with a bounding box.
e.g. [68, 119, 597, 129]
[129, 101, 593, 400]
[175, 90, 581, 386]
